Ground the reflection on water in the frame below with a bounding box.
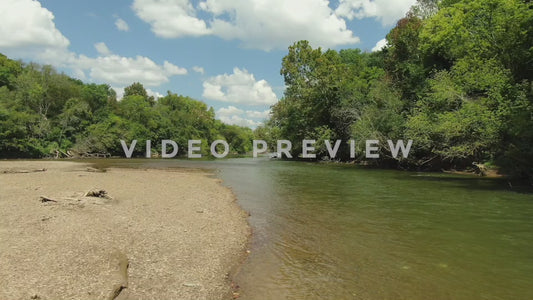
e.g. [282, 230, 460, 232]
[91, 158, 533, 300]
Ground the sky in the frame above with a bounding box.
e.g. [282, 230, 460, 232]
[0, 0, 417, 128]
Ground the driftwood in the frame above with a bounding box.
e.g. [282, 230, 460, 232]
[2, 168, 46, 174]
[65, 149, 110, 158]
[40, 189, 114, 205]
[67, 150, 79, 158]
[86, 167, 106, 173]
[472, 162, 487, 176]
[84, 189, 112, 199]
[81, 152, 111, 158]
[39, 196, 58, 203]
[46, 148, 76, 159]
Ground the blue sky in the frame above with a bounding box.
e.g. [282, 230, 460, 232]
[0, 0, 416, 127]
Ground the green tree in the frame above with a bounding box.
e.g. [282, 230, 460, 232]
[0, 54, 22, 89]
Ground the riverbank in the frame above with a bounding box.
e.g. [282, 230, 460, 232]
[0, 161, 250, 300]
[313, 158, 506, 179]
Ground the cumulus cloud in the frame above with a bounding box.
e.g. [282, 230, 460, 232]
[94, 42, 112, 56]
[0, 0, 76, 69]
[112, 87, 125, 100]
[217, 106, 244, 117]
[216, 106, 265, 128]
[335, 0, 416, 26]
[146, 88, 164, 99]
[217, 106, 270, 119]
[371, 38, 388, 52]
[62, 55, 187, 88]
[0, 0, 69, 51]
[73, 68, 87, 80]
[132, 0, 210, 38]
[218, 115, 262, 128]
[245, 109, 270, 119]
[76, 55, 187, 87]
[133, 0, 359, 50]
[192, 66, 205, 74]
[203, 68, 278, 105]
[0, 1, 188, 89]
[115, 18, 130, 31]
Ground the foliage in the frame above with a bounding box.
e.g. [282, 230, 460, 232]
[265, 0, 533, 179]
[0, 60, 252, 158]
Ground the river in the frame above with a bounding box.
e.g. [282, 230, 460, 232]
[93, 158, 533, 300]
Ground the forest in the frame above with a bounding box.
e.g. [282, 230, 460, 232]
[0, 0, 532, 179]
[257, 0, 533, 179]
[0, 60, 254, 159]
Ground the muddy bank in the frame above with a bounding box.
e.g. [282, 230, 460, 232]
[0, 161, 250, 300]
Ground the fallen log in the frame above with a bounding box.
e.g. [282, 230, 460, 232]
[39, 196, 58, 203]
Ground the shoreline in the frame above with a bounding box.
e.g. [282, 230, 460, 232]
[0, 160, 251, 300]
[9, 157, 505, 179]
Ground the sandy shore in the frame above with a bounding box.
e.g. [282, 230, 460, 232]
[0, 161, 250, 300]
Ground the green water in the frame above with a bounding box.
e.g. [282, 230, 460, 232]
[92, 158, 533, 300]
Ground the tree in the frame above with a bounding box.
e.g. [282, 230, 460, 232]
[0, 55, 253, 158]
[274, 41, 354, 156]
[0, 53, 22, 89]
[419, 0, 533, 81]
[385, 14, 426, 104]
[124, 82, 148, 98]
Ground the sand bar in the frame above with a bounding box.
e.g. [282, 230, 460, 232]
[0, 161, 250, 300]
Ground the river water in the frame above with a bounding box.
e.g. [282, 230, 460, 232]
[93, 158, 533, 300]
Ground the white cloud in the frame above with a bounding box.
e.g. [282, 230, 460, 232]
[0, 0, 188, 93]
[0, 0, 69, 50]
[216, 106, 268, 128]
[203, 68, 278, 105]
[73, 68, 86, 80]
[335, 0, 416, 26]
[94, 42, 112, 56]
[371, 38, 388, 52]
[76, 55, 187, 87]
[132, 0, 210, 38]
[115, 18, 130, 31]
[133, 0, 359, 50]
[146, 88, 164, 99]
[217, 106, 244, 117]
[246, 109, 270, 119]
[219, 115, 261, 128]
[192, 66, 205, 74]
[112, 87, 125, 100]
[0, 0, 74, 67]
[201, 0, 359, 50]
[163, 61, 187, 74]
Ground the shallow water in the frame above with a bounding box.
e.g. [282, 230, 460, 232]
[92, 158, 533, 300]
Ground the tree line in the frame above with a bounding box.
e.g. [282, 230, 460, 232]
[256, 0, 533, 179]
[0, 58, 253, 158]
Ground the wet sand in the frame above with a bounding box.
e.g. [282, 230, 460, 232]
[0, 161, 250, 300]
